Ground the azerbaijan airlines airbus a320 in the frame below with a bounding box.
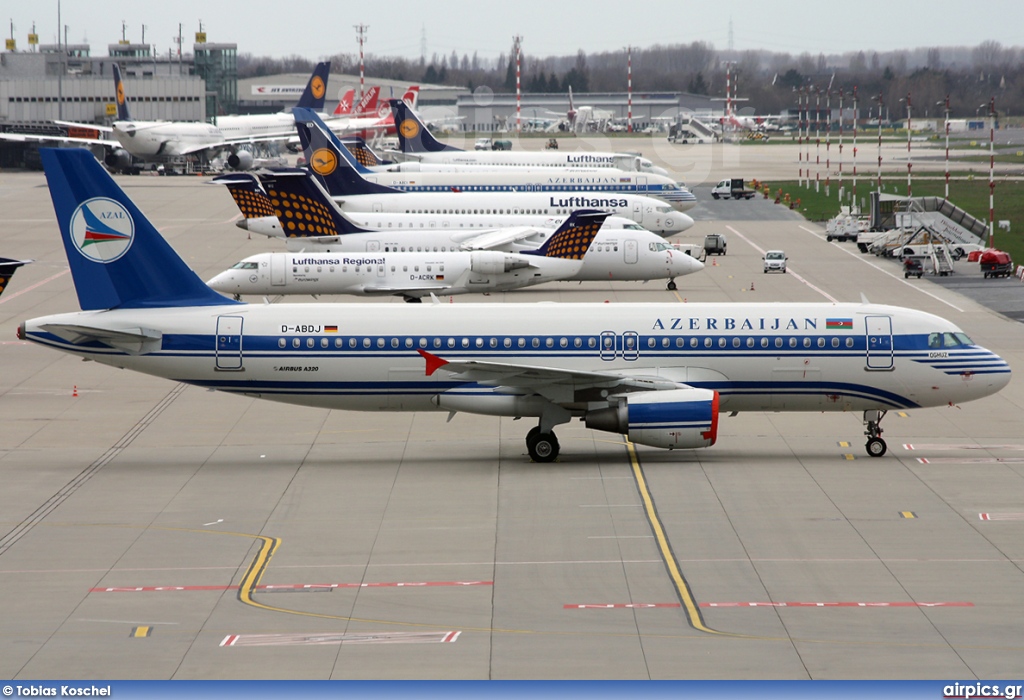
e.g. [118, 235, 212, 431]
[20, 149, 1011, 461]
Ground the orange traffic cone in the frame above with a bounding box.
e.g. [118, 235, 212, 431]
[73, 385, 78, 397]
[750, 282, 755, 291]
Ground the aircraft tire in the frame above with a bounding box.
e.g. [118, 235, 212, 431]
[667, 280, 677, 291]
[866, 437, 887, 458]
[528, 432, 559, 462]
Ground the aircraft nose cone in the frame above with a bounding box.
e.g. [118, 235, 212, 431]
[206, 273, 231, 292]
[672, 212, 695, 232]
[671, 251, 704, 275]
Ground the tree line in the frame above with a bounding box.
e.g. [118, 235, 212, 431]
[237, 39, 1023, 118]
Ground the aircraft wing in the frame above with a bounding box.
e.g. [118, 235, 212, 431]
[0, 132, 114, 147]
[457, 227, 545, 251]
[360, 285, 455, 296]
[417, 349, 687, 404]
[53, 120, 114, 134]
[177, 131, 299, 155]
[39, 323, 163, 355]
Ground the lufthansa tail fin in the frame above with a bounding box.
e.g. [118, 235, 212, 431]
[112, 64, 131, 121]
[391, 99, 460, 153]
[212, 173, 278, 219]
[41, 149, 237, 310]
[293, 61, 331, 112]
[292, 107, 398, 197]
[524, 210, 607, 260]
[340, 137, 389, 167]
[0, 257, 32, 299]
[253, 169, 371, 238]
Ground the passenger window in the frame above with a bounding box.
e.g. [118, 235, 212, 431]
[292, 338, 300, 348]
[518, 338, 526, 348]
[691, 338, 698, 348]
[504, 338, 512, 348]
[419, 337, 427, 348]
[349, 338, 357, 348]
[532, 338, 540, 348]
[391, 338, 399, 348]
[433, 338, 441, 349]
[405, 338, 413, 349]
[588, 338, 597, 349]
[278, 338, 286, 348]
[545, 338, 554, 348]
[789, 338, 797, 348]
[475, 338, 483, 348]
[321, 338, 328, 348]
[677, 338, 685, 348]
[461, 338, 470, 348]
[719, 338, 726, 348]
[732, 338, 740, 348]
[489, 338, 497, 348]
[746, 338, 754, 348]
[447, 338, 456, 348]
[704, 338, 712, 348]
[377, 338, 385, 349]
[560, 338, 568, 348]
[574, 338, 582, 348]
[817, 338, 825, 348]
[846, 338, 854, 348]
[648, 338, 656, 348]
[761, 338, 768, 348]
[663, 337, 670, 348]
[775, 338, 783, 348]
[307, 338, 315, 348]
[832, 338, 840, 348]
[363, 338, 371, 348]
[803, 338, 811, 348]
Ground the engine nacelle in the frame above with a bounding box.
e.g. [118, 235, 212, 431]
[470, 251, 529, 274]
[585, 388, 719, 450]
[104, 148, 132, 170]
[228, 150, 254, 170]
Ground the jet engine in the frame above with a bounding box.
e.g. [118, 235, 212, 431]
[104, 148, 132, 170]
[469, 251, 530, 274]
[585, 388, 719, 449]
[227, 150, 254, 171]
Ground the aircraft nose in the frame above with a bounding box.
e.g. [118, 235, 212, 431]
[206, 272, 231, 292]
[670, 212, 695, 233]
[670, 251, 704, 275]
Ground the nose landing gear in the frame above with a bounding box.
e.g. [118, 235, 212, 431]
[863, 409, 888, 457]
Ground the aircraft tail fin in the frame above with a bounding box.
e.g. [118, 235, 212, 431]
[0, 257, 32, 299]
[524, 209, 608, 260]
[354, 85, 380, 117]
[391, 99, 459, 153]
[292, 107, 398, 197]
[294, 61, 331, 111]
[403, 86, 420, 110]
[112, 64, 131, 121]
[212, 173, 278, 219]
[333, 88, 355, 116]
[254, 169, 370, 237]
[340, 137, 387, 167]
[41, 149, 237, 310]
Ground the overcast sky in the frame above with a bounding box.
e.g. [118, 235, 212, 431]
[9, 0, 1023, 64]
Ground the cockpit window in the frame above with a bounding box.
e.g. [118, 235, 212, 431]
[928, 332, 973, 348]
[623, 223, 644, 230]
[231, 261, 259, 270]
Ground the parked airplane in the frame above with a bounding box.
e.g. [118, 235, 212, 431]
[390, 100, 671, 176]
[0, 63, 331, 172]
[293, 109, 695, 232]
[295, 108, 695, 210]
[0, 257, 32, 298]
[545, 86, 614, 133]
[23, 148, 1011, 462]
[213, 169, 702, 289]
[208, 210, 606, 301]
[333, 88, 356, 116]
[286, 86, 418, 151]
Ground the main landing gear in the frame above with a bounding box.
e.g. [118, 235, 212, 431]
[863, 409, 888, 457]
[526, 426, 560, 462]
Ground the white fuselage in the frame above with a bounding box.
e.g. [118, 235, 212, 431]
[111, 120, 223, 158]
[326, 192, 691, 235]
[350, 168, 694, 211]
[213, 112, 327, 142]
[237, 220, 703, 282]
[206, 250, 582, 299]
[23, 302, 1010, 416]
[402, 150, 670, 176]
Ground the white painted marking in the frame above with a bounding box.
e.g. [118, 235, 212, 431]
[0, 269, 70, 306]
[203, 519, 224, 527]
[726, 225, 838, 302]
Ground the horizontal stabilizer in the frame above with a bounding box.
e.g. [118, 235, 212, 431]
[40, 323, 163, 355]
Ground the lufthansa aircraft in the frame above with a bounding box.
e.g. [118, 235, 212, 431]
[22, 149, 1011, 461]
[207, 210, 608, 301]
[213, 169, 702, 290]
[390, 99, 671, 176]
[293, 108, 696, 211]
[293, 111, 692, 235]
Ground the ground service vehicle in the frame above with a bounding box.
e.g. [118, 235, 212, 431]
[763, 250, 787, 273]
[704, 233, 727, 255]
[711, 178, 756, 200]
[980, 250, 1014, 278]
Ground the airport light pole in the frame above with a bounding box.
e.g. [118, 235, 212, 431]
[838, 88, 844, 203]
[900, 93, 912, 198]
[513, 35, 522, 134]
[815, 87, 821, 193]
[938, 96, 950, 200]
[796, 87, 804, 186]
[985, 97, 996, 248]
[354, 24, 368, 108]
[825, 88, 831, 197]
[626, 45, 633, 133]
[852, 86, 858, 210]
[876, 92, 883, 194]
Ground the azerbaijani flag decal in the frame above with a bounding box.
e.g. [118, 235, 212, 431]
[826, 318, 854, 330]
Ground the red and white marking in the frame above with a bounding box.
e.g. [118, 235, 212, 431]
[904, 443, 1024, 451]
[917, 457, 1024, 464]
[565, 603, 682, 609]
[92, 580, 491, 593]
[701, 601, 973, 608]
[979, 513, 1024, 521]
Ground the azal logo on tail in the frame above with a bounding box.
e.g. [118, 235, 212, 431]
[69, 197, 135, 263]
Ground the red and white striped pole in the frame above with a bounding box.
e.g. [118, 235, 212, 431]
[514, 35, 522, 134]
[877, 92, 883, 194]
[815, 88, 820, 193]
[725, 63, 732, 123]
[838, 88, 844, 203]
[797, 88, 804, 186]
[943, 94, 951, 200]
[825, 88, 832, 197]
[905, 92, 912, 198]
[354, 24, 368, 108]
[852, 86, 858, 209]
[988, 96, 996, 248]
[627, 45, 633, 133]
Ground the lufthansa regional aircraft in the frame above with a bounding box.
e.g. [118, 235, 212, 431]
[21, 149, 1012, 462]
[293, 111, 692, 235]
[207, 210, 608, 301]
[293, 108, 696, 211]
[213, 169, 702, 290]
[390, 99, 671, 177]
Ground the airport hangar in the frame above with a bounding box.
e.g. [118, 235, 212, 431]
[1, 139, 1023, 679]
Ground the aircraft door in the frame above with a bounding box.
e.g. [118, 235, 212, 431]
[621, 331, 639, 360]
[600, 331, 616, 361]
[215, 315, 244, 371]
[366, 240, 380, 252]
[632, 201, 643, 223]
[624, 239, 638, 264]
[270, 253, 287, 286]
[865, 316, 894, 370]
[373, 202, 383, 212]
[636, 176, 648, 192]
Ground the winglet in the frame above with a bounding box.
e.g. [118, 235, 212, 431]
[417, 348, 449, 376]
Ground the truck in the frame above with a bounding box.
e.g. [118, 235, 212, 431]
[711, 178, 756, 200]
